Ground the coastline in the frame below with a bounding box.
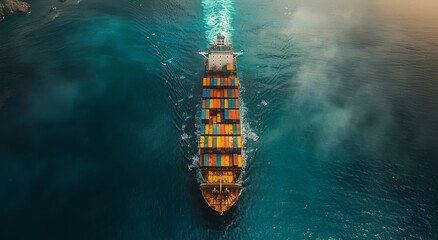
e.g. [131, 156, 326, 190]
[0, 0, 31, 21]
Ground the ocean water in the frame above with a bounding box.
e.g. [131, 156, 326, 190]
[1, 0, 437, 239]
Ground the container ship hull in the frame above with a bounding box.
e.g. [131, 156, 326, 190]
[198, 34, 243, 214]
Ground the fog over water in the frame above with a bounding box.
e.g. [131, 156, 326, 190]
[0, 0, 437, 239]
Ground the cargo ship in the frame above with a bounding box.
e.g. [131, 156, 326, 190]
[198, 34, 243, 215]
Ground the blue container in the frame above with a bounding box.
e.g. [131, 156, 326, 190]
[232, 124, 237, 135]
[213, 124, 217, 134]
[216, 154, 221, 166]
[204, 154, 209, 166]
[203, 89, 210, 98]
[229, 99, 235, 108]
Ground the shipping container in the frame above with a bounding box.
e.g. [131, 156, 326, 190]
[202, 99, 240, 109]
[223, 109, 240, 120]
[201, 77, 239, 88]
[202, 88, 239, 99]
[199, 136, 242, 149]
[201, 154, 235, 167]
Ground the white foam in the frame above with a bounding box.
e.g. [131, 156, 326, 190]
[181, 133, 190, 140]
[202, 0, 235, 44]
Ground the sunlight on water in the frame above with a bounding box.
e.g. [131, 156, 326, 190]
[202, 0, 235, 44]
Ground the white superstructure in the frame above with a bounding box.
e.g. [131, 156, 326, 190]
[199, 34, 243, 72]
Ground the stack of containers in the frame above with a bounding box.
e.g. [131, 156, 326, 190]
[200, 77, 242, 168]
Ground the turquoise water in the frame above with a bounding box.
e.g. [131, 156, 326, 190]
[1, 0, 437, 239]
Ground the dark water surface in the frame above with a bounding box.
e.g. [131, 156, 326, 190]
[1, 0, 437, 239]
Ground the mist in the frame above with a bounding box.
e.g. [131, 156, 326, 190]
[261, 0, 438, 161]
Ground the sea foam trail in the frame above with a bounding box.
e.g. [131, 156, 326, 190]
[202, 0, 235, 43]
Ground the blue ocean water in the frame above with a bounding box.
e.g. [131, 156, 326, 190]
[1, 0, 437, 239]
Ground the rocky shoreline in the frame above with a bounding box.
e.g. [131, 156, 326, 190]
[0, 0, 31, 21]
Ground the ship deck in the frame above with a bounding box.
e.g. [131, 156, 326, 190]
[199, 73, 243, 214]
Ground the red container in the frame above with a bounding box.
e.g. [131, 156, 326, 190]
[208, 154, 216, 166]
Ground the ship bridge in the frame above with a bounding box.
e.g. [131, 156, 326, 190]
[199, 34, 243, 73]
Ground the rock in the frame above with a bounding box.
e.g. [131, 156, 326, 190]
[0, 0, 31, 20]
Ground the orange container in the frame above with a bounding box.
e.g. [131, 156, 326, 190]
[225, 78, 230, 87]
[208, 154, 216, 166]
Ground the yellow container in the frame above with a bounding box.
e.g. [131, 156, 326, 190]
[225, 124, 231, 134]
[199, 136, 205, 148]
[221, 155, 228, 166]
[217, 136, 222, 148]
[224, 155, 230, 166]
[237, 154, 242, 167]
[208, 137, 212, 148]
